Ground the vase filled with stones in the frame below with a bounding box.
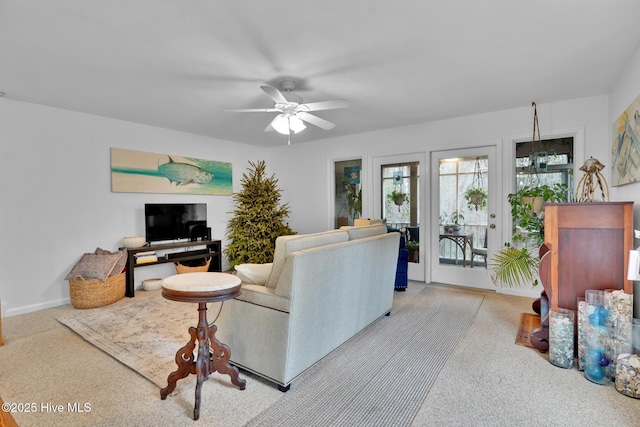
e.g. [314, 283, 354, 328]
[549, 308, 575, 368]
[604, 289, 633, 380]
[577, 297, 586, 371]
[615, 321, 640, 398]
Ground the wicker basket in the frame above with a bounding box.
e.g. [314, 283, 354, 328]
[174, 257, 211, 274]
[68, 272, 126, 309]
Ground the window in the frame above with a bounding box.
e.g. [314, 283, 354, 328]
[515, 137, 574, 196]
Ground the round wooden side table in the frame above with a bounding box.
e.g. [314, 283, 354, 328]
[159, 272, 245, 420]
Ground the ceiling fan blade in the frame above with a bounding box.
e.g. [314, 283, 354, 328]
[261, 85, 288, 104]
[224, 108, 279, 113]
[296, 112, 336, 130]
[301, 99, 350, 112]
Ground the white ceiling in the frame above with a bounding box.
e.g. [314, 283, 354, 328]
[2, 1, 640, 148]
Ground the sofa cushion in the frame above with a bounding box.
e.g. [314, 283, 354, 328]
[266, 230, 349, 289]
[235, 284, 291, 313]
[94, 247, 127, 276]
[235, 263, 273, 285]
[344, 224, 388, 240]
[64, 252, 123, 281]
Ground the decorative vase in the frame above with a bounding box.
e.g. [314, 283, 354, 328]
[604, 289, 633, 380]
[549, 308, 575, 368]
[615, 321, 640, 398]
[584, 290, 611, 385]
[577, 297, 586, 371]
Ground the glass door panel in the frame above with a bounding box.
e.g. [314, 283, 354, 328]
[334, 159, 362, 228]
[430, 146, 498, 289]
[373, 153, 425, 282]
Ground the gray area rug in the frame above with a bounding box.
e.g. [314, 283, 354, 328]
[57, 291, 198, 389]
[247, 287, 484, 427]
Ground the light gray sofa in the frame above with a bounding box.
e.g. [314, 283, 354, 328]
[215, 224, 400, 390]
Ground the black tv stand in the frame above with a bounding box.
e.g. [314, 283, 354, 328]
[121, 240, 222, 297]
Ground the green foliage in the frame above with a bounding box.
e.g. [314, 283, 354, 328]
[345, 185, 361, 219]
[439, 210, 464, 226]
[224, 160, 295, 268]
[386, 188, 409, 205]
[464, 187, 488, 211]
[489, 182, 568, 288]
[405, 240, 419, 251]
[507, 183, 568, 247]
[489, 244, 540, 288]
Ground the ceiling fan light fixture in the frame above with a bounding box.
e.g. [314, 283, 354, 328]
[289, 115, 306, 134]
[272, 114, 306, 135]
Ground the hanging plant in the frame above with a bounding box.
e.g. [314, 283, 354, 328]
[465, 157, 488, 211]
[387, 188, 409, 209]
[465, 187, 488, 211]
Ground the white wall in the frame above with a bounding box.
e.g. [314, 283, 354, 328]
[3, 49, 639, 315]
[270, 95, 610, 298]
[0, 99, 271, 316]
[608, 42, 640, 313]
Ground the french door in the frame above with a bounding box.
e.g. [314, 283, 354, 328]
[373, 153, 426, 282]
[429, 145, 500, 290]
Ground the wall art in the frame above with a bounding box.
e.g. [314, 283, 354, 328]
[611, 94, 640, 186]
[110, 147, 232, 195]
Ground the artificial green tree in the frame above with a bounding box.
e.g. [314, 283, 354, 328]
[224, 160, 295, 268]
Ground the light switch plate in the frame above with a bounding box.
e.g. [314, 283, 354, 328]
[628, 250, 640, 281]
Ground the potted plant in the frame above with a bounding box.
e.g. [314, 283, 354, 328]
[405, 240, 419, 262]
[387, 188, 409, 206]
[508, 183, 568, 246]
[441, 211, 465, 233]
[464, 187, 488, 211]
[346, 184, 362, 220]
[489, 183, 568, 287]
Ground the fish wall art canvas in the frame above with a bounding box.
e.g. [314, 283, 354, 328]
[110, 148, 232, 195]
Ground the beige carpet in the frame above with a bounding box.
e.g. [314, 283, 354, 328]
[4, 283, 640, 426]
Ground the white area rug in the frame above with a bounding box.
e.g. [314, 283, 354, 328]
[57, 290, 204, 390]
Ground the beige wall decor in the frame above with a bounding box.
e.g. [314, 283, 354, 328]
[611, 93, 640, 186]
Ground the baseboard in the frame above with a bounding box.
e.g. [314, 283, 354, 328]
[497, 287, 541, 299]
[5, 297, 71, 318]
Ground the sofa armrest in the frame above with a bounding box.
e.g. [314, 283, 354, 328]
[235, 284, 291, 313]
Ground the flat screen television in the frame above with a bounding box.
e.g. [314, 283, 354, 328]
[144, 203, 207, 243]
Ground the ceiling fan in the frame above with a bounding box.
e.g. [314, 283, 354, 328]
[225, 80, 350, 143]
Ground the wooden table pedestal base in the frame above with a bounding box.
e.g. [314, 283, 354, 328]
[160, 302, 245, 420]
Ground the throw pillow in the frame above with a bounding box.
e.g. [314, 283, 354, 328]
[94, 248, 127, 276]
[65, 252, 123, 281]
[235, 263, 273, 286]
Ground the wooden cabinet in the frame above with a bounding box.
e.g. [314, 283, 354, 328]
[542, 202, 633, 312]
[531, 202, 633, 352]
